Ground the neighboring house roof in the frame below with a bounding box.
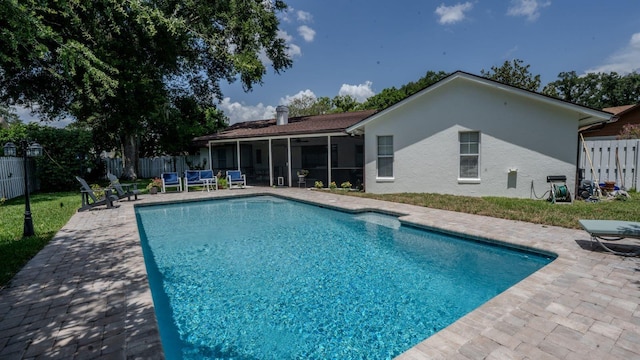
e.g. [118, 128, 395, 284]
[581, 103, 640, 137]
[347, 71, 613, 133]
[603, 104, 636, 115]
[193, 109, 377, 145]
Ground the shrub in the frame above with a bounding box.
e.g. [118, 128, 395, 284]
[314, 180, 324, 189]
[341, 181, 352, 189]
[329, 181, 337, 189]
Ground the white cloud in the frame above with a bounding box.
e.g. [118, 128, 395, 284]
[13, 105, 73, 128]
[506, 0, 550, 22]
[280, 89, 317, 105]
[297, 25, 316, 42]
[277, 30, 302, 57]
[218, 98, 277, 124]
[434, 2, 473, 25]
[586, 32, 640, 74]
[338, 81, 375, 102]
[297, 10, 312, 22]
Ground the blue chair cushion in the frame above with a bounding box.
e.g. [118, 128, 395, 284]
[228, 170, 242, 181]
[163, 173, 179, 184]
[200, 170, 214, 179]
[185, 170, 201, 183]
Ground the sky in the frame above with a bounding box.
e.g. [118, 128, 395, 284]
[16, 0, 640, 126]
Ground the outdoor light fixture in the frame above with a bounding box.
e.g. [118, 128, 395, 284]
[3, 140, 43, 237]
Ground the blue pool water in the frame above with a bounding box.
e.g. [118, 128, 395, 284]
[135, 196, 553, 359]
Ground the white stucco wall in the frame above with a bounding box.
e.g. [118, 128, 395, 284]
[363, 79, 581, 198]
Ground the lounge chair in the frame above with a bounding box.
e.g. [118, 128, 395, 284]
[227, 170, 246, 189]
[578, 219, 640, 256]
[184, 169, 217, 192]
[107, 173, 140, 200]
[161, 172, 183, 192]
[76, 176, 119, 212]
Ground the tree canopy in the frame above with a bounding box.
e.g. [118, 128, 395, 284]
[543, 71, 640, 108]
[0, 0, 292, 178]
[480, 59, 541, 92]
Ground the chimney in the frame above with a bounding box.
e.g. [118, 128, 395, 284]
[276, 105, 289, 125]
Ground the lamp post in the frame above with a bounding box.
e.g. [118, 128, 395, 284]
[3, 140, 43, 237]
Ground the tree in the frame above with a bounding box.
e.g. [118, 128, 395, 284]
[287, 94, 320, 117]
[480, 59, 541, 92]
[0, 0, 292, 179]
[331, 95, 359, 113]
[543, 71, 640, 108]
[618, 124, 640, 139]
[0, 106, 19, 128]
[361, 70, 449, 110]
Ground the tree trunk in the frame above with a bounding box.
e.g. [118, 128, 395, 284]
[122, 133, 139, 180]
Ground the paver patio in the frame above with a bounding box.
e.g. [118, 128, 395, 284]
[1, 188, 639, 359]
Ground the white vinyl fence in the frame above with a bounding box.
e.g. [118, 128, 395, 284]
[0, 157, 38, 200]
[104, 155, 200, 179]
[579, 139, 639, 191]
[0, 155, 199, 200]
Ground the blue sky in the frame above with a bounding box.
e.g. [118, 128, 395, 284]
[217, 0, 640, 124]
[16, 0, 640, 126]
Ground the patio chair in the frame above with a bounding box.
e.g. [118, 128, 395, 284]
[75, 176, 119, 212]
[107, 172, 140, 201]
[161, 172, 183, 192]
[227, 170, 246, 189]
[578, 219, 640, 256]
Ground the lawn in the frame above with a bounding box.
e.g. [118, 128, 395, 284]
[0, 192, 80, 287]
[340, 191, 640, 229]
[0, 179, 152, 288]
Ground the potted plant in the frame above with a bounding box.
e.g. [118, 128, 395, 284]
[147, 177, 162, 194]
[297, 169, 309, 177]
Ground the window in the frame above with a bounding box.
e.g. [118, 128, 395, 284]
[459, 131, 480, 179]
[377, 136, 393, 178]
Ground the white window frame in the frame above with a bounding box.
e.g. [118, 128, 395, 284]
[458, 131, 480, 183]
[376, 135, 394, 180]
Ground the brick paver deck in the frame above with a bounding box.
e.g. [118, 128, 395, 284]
[1, 188, 639, 359]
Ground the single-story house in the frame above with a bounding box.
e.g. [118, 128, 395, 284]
[580, 103, 640, 139]
[193, 108, 376, 187]
[346, 71, 613, 198]
[194, 71, 613, 198]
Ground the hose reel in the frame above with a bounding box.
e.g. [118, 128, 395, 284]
[547, 175, 571, 203]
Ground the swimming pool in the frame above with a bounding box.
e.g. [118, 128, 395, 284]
[135, 196, 553, 359]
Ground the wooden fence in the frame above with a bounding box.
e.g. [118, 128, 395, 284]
[0, 157, 38, 200]
[579, 139, 639, 190]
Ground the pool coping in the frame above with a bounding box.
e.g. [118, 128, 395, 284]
[1, 188, 639, 359]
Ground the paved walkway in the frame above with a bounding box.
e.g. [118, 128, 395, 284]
[1, 188, 639, 359]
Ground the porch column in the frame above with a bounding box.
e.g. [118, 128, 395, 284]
[268, 138, 273, 187]
[287, 137, 292, 187]
[208, 142, 213, 170]
[236, 140, 241, 170]
[327, 135, 332, 186]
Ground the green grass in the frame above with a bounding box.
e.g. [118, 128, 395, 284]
[339, 191, 640, 229]
[0, 192, 80, 287]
